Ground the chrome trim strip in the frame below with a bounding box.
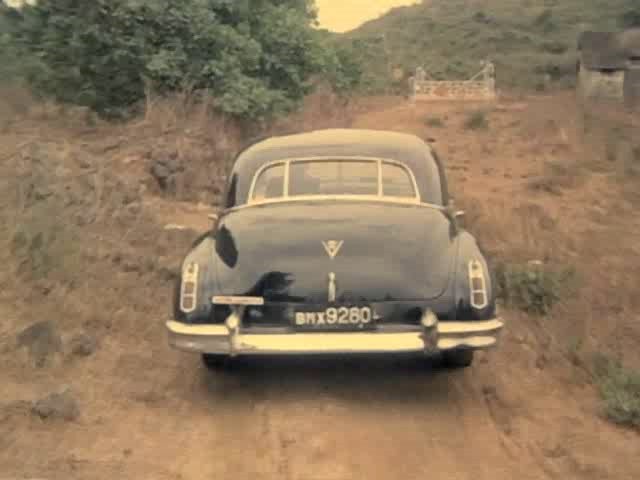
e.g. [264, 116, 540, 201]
[283, 159, 291, 197]
[227, 196, 443, 214]
[212, 296, 265, 306]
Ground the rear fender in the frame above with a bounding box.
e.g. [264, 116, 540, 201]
[173, 233, 219, 324]
[453, 232, 496, 320]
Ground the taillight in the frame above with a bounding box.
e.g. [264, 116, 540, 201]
[180, 262, 199, 313]
[468, 260, 488, 309]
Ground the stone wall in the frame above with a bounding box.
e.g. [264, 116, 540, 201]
[411, 80, 496, 101]
[578, 66, 625, 100]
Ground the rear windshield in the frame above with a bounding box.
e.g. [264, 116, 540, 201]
[251, 159, 417, 202]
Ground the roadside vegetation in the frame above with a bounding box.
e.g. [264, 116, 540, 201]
[424, 115, 445, 128]
[464, 110, 489, 131]
[0, 0, 362, 119]
[593, 354, 640, 429]
[495, 262, 577, 316]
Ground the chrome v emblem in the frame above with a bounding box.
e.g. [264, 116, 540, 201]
[322, 240, 344, 259]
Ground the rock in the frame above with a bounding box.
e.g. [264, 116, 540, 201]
[536, 353, 548, 370]
[122, 189, 139, 206]
[128, 201, 143, 215]
[151, 162, 171, 181]
[69, 333, 97, 357]
[122, 259, 141, 273]
[77, 155, 94, 169]
[32, 386, 79, 421]
[17, 321, 62, 367]
[150, 152, 183, 191]
[164, 223, 188, 231]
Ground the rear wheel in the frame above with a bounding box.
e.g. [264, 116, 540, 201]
[201, 353, 230, 371]
[442, 349, 474, 369]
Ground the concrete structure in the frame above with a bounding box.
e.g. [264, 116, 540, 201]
[577, 29, 640, 108]
[409, 62, 496, 102]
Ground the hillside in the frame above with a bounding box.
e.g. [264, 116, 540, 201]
[340, 0, 638, 91]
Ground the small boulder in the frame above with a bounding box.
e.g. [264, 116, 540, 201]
[69, 333, 97, 357]
[150, 152, 183, 192]
[17, 321, 62, 367]
[32, 386, 79, 421]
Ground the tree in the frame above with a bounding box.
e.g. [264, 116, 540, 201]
[1, 0, 357, 118]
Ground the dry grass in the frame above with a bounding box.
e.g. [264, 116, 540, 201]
[266, 85, 356, 136]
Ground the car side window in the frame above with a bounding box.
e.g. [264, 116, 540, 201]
[252, 163, 285, 201]
[381, 162, 416, 198]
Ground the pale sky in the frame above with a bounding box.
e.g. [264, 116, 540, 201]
[316, 0, 420, 32]
[5, 0, 418, 34]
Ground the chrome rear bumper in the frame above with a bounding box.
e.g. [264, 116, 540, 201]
[166, 317, 504, 356]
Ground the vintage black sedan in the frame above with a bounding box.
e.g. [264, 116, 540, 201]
[167, 129, 503, 369]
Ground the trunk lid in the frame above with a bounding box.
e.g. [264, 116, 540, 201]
[214, 201, 457, 303]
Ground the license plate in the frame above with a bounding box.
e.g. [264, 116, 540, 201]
[294, 306, 375, 330]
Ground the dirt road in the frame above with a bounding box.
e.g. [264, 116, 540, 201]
[2, 95, 639, 480]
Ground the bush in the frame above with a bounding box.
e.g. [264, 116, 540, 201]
[540, 41, 568, 55]
[464, 110, 489, 131]
[533, 9, 555, 32]
[1, 0, 360, 119]
[619, 7, 640, 28]
[593, 354, 640, 429]
[495, 262, 577, 315]
[425, 116, 445, 128]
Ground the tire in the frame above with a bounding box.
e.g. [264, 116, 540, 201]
[442, 349, 474, 369]
[201, 353, 230, 371]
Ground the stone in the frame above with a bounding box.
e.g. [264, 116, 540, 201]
[151, 162, 171, 181]
[69, 333, 97, 357]
[125, 202, 142, 216]
[32, 386, 80, 421]
[17, 321, 62, 367]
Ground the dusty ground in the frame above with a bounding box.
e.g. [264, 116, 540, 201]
[1, 92, 639, 480]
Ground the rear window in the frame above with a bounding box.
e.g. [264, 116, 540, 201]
[289, 160, 379, 196]
[250, 159, 417, 202]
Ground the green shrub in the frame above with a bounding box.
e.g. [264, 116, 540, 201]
[1, 0, 360, 119]
[464, 110, 489, 131]
[533, 9, 555, 32]
[425, 116, 445, 128]
[495, 262, 577, 315]
[540, 41, 568, 55]
[592, 354, 640, 429]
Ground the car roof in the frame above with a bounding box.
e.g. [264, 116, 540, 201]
[243, 129, 429, 156]
[224, 129, 446, 208]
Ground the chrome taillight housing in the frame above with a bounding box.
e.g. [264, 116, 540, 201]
[468, 260, 488, 309]
[180, 262, 199, 313]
